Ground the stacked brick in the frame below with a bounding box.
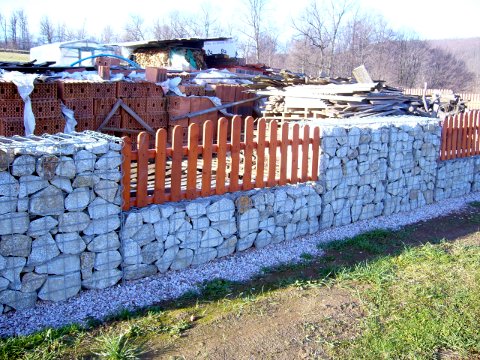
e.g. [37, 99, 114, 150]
[214, 84, 255, 117]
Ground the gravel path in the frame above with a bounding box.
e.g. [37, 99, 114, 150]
[2, 192, 480, 338]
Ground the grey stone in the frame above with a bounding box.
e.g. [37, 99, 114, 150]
[141, 241, 164, 264]
[259, 217, 275, 235]
[94, 168, 122, 182]
[0, 234, 31, 257]
[74, 150, 96, 173]
[238, 208, 260, 238]
[170, 248, 194, 270]
[36, 254, 81, 275]
[85, 139, 110, 154]
[131, 223, 156, 247]
[206, 198, 235, 222]
[334, 206, 351, 227]
[164, 235, 179, 249]
[88, 198, 120, 220]
[201, 228, 223, 248]
[123, 264, 157, 280]
[72, 172, 100, 188]
[235, 196, 253, 214]
[83, 215, 120, 236]
[254, 230, 272, 249]
[27, 216, 58, 237]
[155, 245, 179, 273]
[55, 232, 86, 254]
[0, 289, 36, 310]
[186, 200, 209, 219]
[38, 272, 81, 301]
[122, 241, 143, 265]
[211, 220, 237, 238]
[109, 142, 122, 151]
[94, 180, 118, 203]
[285, 223, 297, 241]
[0, 276, 8, 291]
[0, 196, 17, 215]
[0, 212, 29, 236]
[55, 156, 76, 178]
[82, 268, 122, 289]
[308, 220, 319, 234]
[0, 257, 26, 290]
[325, 167, 343, 190]
[216, 236, 237, 258]
[154, 218, 169, 241]
[192, 247, 217, 266]
[274, 212, 293, 227]
[28, 233, 59, 266]
[236, 233, 256, 252]
[94, 250, 122, 270]
[36, 155, 59, 180]
[307, 194, 322, 218]
[292, 207, 309, 223]
[122, 212, 144, 239]
[95, 151, 122, 170]
[140, 206, 161, 224]
[19, 175, 49, 198]
[80, 252, 95, 279]
[274, 190, 294, 213]
[87, 232, 119, 252]
[11, 155, 35, 176]
[50, 177, 73, 193]
[192, 216, 210, 231]
[58, 211, 90, 233]
[181, 229, 202, 250]
[272, 227, 285, 244]
[175, 221, 193, 243]
[0, 254, 5, 271]
[65, 187, 92, 211]
[159, 205, 174, 219]
[29, 185, 64, 216]
[21, 272, 46, 293]
[296, 221, 309, 237]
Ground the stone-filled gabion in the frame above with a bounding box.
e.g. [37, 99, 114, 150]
[0, 133, 122, 312]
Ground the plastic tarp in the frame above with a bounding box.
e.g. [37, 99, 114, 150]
[2, 71, 38, 136]
[193, 69, 253, 86]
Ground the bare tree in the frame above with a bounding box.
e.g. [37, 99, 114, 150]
[39, 16, 55, 44]
[100, 25, 119, 43]
[16, 10, 30, 50]
[123, 14, 147, 41]
[241, 0, 267, 63]
[56, 23, 67, 42]
[8, 11, 18, 48]
[191, 4, 219, 38]
[0, 14, 7, 47]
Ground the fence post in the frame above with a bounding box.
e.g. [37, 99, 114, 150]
[243, 116, 254, 190]
[201, 120, 213, 197]
[171, 125, 184, 201]
[154, 128, 167, 204]
[230, 115, 242, 192]
[186, 123, 199, 199]
[216, 117, 228, 194]
[121, 136, 132, 210]
[255, 118, 266, 188]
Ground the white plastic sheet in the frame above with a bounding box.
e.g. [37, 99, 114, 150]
[160, 77, 184, 96]
[60, 102, 77, 133]
[2, 71, 38, 136]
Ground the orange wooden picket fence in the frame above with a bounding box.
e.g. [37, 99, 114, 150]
[440, 110, 480, 160]
[122, 116, 321, 210]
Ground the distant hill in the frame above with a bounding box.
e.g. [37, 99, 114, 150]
[428, 38, 480, 91]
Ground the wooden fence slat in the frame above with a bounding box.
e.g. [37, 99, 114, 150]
[121, 136, 132, 210]
[255, 118, 266, 188]
[311, 127, 320, 181]
[456, 114, 463, 158]
[136, 132, 149, 208]
[154, 128, 167, 204]
[461, 113, 468, 157]
[267, 120, 278, 187]
[186, 123, 199, 199]
[243, 117, 254, 190]
[301, 125, 309, 182]
[230, 116, 242, 192]
[446, 116, 453, 160]
[216, 117, 228, 194]
[466, 111, 473, 157]
[279, 122, 289, 185]
[171, 125, 183, 201]
[451, 115, 458, 159]
[291, 123, 299, 183]
[201, 120, 213, 197]
[476, 111, 480, 155]
[440, 118, 447, 160]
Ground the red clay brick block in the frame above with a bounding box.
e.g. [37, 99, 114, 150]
[145, 67, 167, 83]
[0, 117, 24, 137]
[32, 100, 62, 119]
[31, 82, 57, 100]
[116, 81, 148, 98]
[35, 118, 64, 135]
[0, 81, 20, 100]
[91, 82, 116, 98]
[145, 83, 164, 98]
[146, 98, 167, 114]
[168, 96, 191, 113]
[75, 117, 103, 132]
[57, 81, 94, 99]
[63, 99, 94, 117]
[97, 66, 111, 80]
[94, 98, 118, 116]
[122, 98, 147, 114]
[0, 100, 24, 117]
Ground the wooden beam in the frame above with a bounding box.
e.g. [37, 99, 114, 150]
[96, 99, 122, 131]
[120, 102, 156, 136]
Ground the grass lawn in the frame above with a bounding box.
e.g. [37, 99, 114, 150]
[1, 207, 480, 359]
[0, 51, 30, 63]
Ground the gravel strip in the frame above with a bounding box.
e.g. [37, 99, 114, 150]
[2, 192, 480, 337]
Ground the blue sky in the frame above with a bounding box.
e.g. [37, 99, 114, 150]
[1, 0, 480, 41]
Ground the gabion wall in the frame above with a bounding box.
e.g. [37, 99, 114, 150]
[1, 116, 480, 312]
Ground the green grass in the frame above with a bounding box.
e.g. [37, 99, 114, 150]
[0, 51, 29, 63]
[320, 228, 396, 254]
[329, 241, 480, 359]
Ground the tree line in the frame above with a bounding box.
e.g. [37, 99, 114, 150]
[0, 0, 476, 91]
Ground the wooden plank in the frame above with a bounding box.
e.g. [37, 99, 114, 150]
[466, 112, 473, 157]
[171, 125, 183, 201]
[97, 99, 122, 131]
[446, 116, 453, 160]
[186, 123, 199, 199]
[243, 117, 254, 190]
[279, 122, 289, 185]
[476, 111, 480, 155]
[216, 117, 228, 194]
[201, 120, 213, 197]
[121, 136, 132, 210]
[154, 128, 167, 204]
[136, 132, 149, 208]
[301, 125, 309, 182]
[440, 118, 448, 160]
[255, 118, 266, 188]
[267, 120, 278, 187]
[311, 127, 320, 181]
[461, 113, 468, 157]
[291, 123, 299, 183]
[451, 115, 458, 159]
[120, 102, 155, 136]
[230, 116, 242, 192]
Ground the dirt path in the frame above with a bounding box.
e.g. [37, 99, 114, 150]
[144, 205, 480, 360]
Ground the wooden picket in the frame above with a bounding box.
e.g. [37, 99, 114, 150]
[440, 110, 480, 160]
[122, 117, 321, 210]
